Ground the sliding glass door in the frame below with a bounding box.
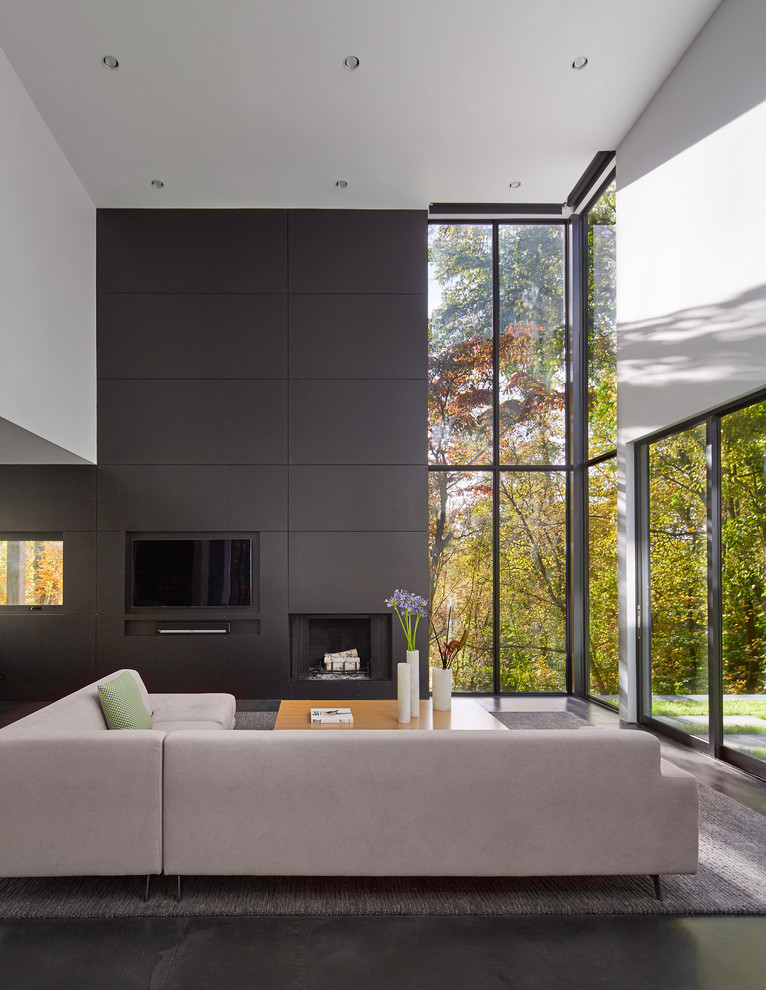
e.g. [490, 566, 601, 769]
[720, 400, 766, 764]
[639, 392, 766, 779]
[645, 425, 709, 742]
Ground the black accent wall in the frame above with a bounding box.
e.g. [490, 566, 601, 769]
[0, 209, 427, 701]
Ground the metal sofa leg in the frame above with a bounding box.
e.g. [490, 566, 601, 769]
[177, 875, 182, 902]
[144, 875, 151, 902]
[652, 874, 663, 901]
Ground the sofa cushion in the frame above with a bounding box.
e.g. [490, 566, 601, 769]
[149, 693, 236, 729]
[98, 671, 153, 730]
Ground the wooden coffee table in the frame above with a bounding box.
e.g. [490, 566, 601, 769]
[274, 697, 508, 731]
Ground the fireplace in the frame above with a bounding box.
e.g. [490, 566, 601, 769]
[290, 613, 392, 681]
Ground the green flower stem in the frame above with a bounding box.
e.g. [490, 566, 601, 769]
[394, 607, 420, 651]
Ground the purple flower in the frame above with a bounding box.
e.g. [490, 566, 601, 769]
[385, 589, 427, 616]
[385, 589, 428, 650]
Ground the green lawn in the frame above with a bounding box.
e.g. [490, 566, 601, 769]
[651, 697, 766, 719]
[651, 697, 766, 735]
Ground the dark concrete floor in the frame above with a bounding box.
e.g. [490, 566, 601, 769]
[3, 915, 766, 990]
[3, 695, 766, 989]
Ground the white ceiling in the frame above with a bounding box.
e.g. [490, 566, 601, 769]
[0, 0, 721, 210]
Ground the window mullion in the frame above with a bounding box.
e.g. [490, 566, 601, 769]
[569, 214, 587, 696]
[492, 222, 501, 695]
[707, 416, 724, 757]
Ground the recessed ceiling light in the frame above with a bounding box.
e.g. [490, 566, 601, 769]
[150, 179, 164, 189]
[343, 56, 360, 70]
[335, 179, 349, 189]
[102, 55, 119, 69]
[509, 181, 522, 189]
[571, 56, 589, 70]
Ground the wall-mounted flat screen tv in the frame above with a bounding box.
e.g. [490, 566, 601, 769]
[131, 538, 252, 608]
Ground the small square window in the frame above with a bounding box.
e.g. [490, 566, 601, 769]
[0, 538, 63, 606]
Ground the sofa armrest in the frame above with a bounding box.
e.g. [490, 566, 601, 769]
[0, 730, 165, 877]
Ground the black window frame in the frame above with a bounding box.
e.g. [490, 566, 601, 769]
[574, 169, 619, 708]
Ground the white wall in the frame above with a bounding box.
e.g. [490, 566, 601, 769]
[0, 44, 96, 464]
[615, 0, 766, 719]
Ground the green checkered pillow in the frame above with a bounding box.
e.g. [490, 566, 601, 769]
[98, 671, 153, 730]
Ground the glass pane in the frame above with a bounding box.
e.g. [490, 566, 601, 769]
[587, 181, 616, 459]
[498, 471, 567, 691]
[588, 457, 618, 704]
[0, 539, 63, 606]
[648, 427, 708, 736]
[498, 225, 566, 465]
[721, 400, 766, 764]
[428, 225, 493, 466]
[428, 472, 494, 691]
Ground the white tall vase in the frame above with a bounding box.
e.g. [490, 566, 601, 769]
[407, 650, 420, 717]
[431, 666, 452, 711]
[397, 662, 411, 723]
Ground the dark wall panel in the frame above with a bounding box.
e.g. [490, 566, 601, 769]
[289, 466, 427, 531]
[0, 616, 96, 701]
[0, 466, 96, 531]
[98, 380, 288, 465]
[289, 294, 426, 380]
[95, 531, 135, 615]
[289, 531, 428, 616]
[98, 465, 288, 532]
[98, 294, 288, 379]
[98, 210, 288, 293]
[289, 380, 426, 465]
[258, 532, 289, 614]
[59, 532, 98, 614]
[289, 211, 426, 294]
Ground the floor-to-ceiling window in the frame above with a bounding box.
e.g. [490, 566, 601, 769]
[583, 179, 618, 705]
[639, 391, 766, 780]
[428, 221, 568, 692]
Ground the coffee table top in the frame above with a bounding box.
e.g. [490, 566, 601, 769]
[274, 698, 507, 731]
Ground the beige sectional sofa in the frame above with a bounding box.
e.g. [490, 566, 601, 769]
[0, 669, 234, 879]
[0, 670, 699, 891]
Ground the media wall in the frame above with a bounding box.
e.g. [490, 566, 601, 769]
[0, 209, 427, 700]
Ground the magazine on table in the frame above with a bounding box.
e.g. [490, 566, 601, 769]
[310, 707, 354, 724]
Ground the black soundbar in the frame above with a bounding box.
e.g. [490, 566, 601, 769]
[155, 621, 231, 635]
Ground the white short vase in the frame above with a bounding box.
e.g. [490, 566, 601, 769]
[407, 650, 420, 717]
[431, 666, 452, 711]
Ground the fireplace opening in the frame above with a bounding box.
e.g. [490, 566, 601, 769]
[290, 613, 392, 681]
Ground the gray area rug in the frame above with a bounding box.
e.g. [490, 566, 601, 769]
[234, 710, 592, 732]
[1, 785, 765, 918]
[235, 711, 277, 730]
[490, 711, 592, 730]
